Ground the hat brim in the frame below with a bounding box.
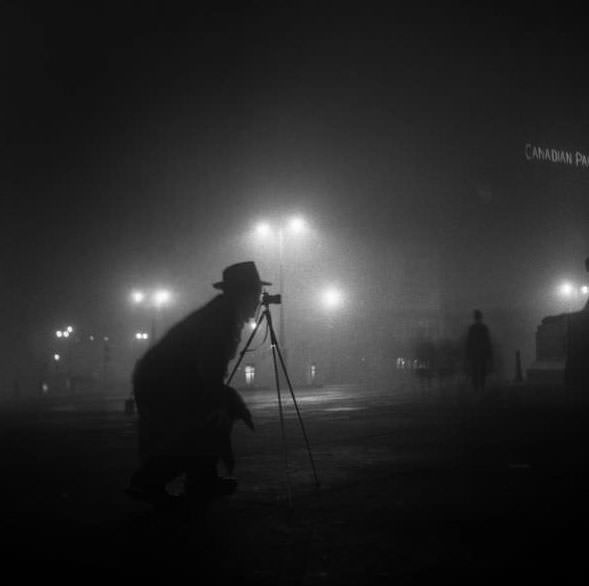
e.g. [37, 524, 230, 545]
[213, 279, 272, 290]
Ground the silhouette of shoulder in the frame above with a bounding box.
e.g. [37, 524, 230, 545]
[134, 295, 240, 382]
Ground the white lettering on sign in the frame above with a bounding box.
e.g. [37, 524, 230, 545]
[525, 144, 589, 168]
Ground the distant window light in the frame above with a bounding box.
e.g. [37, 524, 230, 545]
[308, 363, 317, 384]
[245, 364, 255, 385]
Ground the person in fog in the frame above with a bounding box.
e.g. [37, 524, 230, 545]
[126, 261, 270, 509]
[465, 309, 493, 393]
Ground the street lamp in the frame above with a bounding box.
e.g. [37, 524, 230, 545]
[130, 290, 145, 304]
[153, 289, 171, 307]
[129, 287, 174, 343]
[558, 282, 575, 298]
[252, 215, 309, 362]
[321, 286, 344, 311]
[320, 285, 345, 383]
[556, 281, 589, 312]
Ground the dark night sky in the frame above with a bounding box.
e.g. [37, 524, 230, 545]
[2, 2, 589, 384]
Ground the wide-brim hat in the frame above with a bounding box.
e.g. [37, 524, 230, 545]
[213, 261, 272, 291]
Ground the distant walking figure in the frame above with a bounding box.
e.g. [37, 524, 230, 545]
[465, 310, 493, 392]
[126, 261, 269, 510]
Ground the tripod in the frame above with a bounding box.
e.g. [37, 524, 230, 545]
[227, 293, 320, 506]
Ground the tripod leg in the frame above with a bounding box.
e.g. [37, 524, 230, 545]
[271, 342, 293, 508]
[274, 342, 320, 489]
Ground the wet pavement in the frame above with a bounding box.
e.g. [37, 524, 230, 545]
[1, 383, 588, 584]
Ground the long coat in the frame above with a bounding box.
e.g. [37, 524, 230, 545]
[465, 322, 492, 371]
[132, 294, 246, 462]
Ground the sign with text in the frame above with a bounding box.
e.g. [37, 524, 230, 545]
[525, 143, 589, 168]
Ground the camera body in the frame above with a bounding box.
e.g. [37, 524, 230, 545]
[262, 291, 282, 305]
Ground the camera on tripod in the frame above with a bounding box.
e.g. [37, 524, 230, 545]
[262, 291, 282, 305]
[228, 283, 320, 495]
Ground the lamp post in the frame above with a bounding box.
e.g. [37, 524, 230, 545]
[130, 288, 173, 345]
[253, 215, 308, 363]
[321, 286, 345, 383]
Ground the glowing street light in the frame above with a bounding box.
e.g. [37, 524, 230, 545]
[556, 281, 589, 312]
[255, 222, 273, 238]
[287, 216, 307, 235]
[320, 285, 346, 383]
[130, 290, 145, 304]
[129, 288, 173, 308]
[129, 287, 174, 343]
[321, 286, 345, 311]
[153, 289, 172, 308]
[55, 325, 74, 339]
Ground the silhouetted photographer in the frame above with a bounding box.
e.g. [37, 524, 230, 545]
[126, 261, 270, 511]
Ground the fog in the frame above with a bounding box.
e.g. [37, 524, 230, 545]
[2, 4, 589, 395]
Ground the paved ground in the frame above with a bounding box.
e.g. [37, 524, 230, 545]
[1, 382, 588, 584]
